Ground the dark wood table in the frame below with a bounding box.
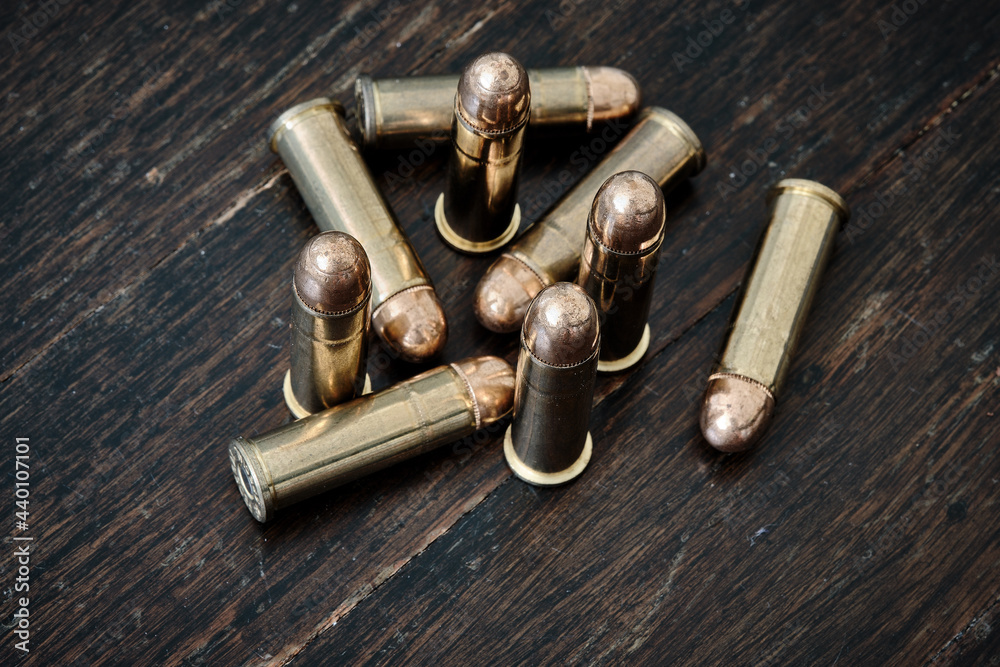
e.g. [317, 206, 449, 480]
[3, 1, 998, 664]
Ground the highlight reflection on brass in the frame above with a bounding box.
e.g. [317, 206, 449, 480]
[474, 107, 705, 334]
[231, 356, 515, 522]
[268, 98, 447, 363]
[701, 179, 850, 453]
[356, 66, 641, 150]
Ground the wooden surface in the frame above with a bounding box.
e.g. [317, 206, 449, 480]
[1, 0, 998, 664]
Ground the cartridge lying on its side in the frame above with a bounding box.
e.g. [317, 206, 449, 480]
[700, 179, 850, 453]
[231, 356, 515, 522]
[356, 66, 641, 150]
[269, 98, 447, 363]
[474, 106, 705, 334]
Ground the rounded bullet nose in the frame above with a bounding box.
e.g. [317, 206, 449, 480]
[590, 170, 666, 253]
[586, 66, 642, 123]
[372, 286, 448, 363]
[453, 356, 516, 427]
[474, 254, 546, 333]
[700, 375, 775, 453]
[523, 283, 600, 366]
[458, 52, 530, 133]
[294, 231, 371, 314]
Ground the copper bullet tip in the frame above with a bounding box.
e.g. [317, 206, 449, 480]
[590, 170, 665, 253]
[700, 374, 775, 453]
[372, 285, 448, 363]
[452, 356, 516, 428]
[474, 254, 546, 333]
[293, 231, 371, 314]
[585, 66, 642, 124]
[523, 283, 600, 367]
[458, 52, 530, 133]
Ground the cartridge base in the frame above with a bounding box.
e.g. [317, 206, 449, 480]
[434, 194, 520, 254]
[598, 324, 650, 373]
[229, 437, 274, 523]
[503, 426, 592, 486]
[283, 370, 372, 420]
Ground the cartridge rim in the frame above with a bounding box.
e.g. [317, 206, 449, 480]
[354, 75, 378, 149]
[267, 97, 346, 153]
[434, 194, 520, 254]
[642, 106, 707, 173]
[283, 370, 372, 419]
[229, 437, 275, 523]
[503, 426, 592, 486]
[769, 178, 851, 223]
[597, 324, 650, 373]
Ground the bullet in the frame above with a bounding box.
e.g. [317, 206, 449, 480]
[230, 356, 515, 522]
[474, 106, 705, 333]
[504, 283, 600, 486]
[268, 98, 447, 363]
[283, 231, 371, 419]
[577, 171, 666, 372]
[356, 66, 641, 150]
[435, 52, 530, 254]
[701, 179, 850, 453]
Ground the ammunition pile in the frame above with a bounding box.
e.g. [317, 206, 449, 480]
[228, 51, 849, 522]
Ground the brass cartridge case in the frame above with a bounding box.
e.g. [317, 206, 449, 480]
[577, 171, 666, 373]
[475, 106, 705, 333]
[356, 66, 641, 150]
[504, 283, 600, 486]
[701, 179, 850, 453]
[268, 98, 447, 363]
[284, 231, 371, 419]
[435, 52, 530, 254]
[230, 356, 515, 522]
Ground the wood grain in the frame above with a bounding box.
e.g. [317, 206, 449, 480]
[0, 0, 997, 665]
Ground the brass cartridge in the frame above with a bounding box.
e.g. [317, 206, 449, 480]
[284, 231, 371, 419]
[230, 356, 515, 522]
[268, 98, 447, 363]
[504, 283, 600, 486]
[356, 66, 641, 150]
[701, 179, 850, 453]
[475, 106, 705, 333]
[435, 52, 530, 254]
[577, 171, 665, 373]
